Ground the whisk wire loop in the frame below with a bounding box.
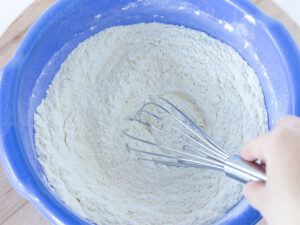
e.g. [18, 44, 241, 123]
[137, 98, 228, 160]
[123, 129, 223, 165]
[132, 110, 227, 163]
[124, 96, 230, 167]
[153, 97, 228, 158]
[125, 143, 224, 170]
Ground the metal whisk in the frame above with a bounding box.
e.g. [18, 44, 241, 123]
[123, 96, 266, 183]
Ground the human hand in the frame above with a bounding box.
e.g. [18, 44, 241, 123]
[242, 115, 300, 225]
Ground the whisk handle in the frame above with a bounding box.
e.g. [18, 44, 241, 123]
[224, 154, 267, 184]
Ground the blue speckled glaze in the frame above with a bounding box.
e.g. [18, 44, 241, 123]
[0, 0, 299, 224]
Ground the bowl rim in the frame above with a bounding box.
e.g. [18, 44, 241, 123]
[0, 0, 299, 224]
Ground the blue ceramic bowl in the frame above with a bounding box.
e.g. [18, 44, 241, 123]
[0, 0, 299, 224]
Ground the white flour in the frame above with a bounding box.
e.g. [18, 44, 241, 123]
[34, 23, 268, 225]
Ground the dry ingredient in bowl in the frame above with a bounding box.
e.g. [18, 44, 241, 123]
[34, 23, 268, 225]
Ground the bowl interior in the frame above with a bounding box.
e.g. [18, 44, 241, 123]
[3, 0, 297, 224]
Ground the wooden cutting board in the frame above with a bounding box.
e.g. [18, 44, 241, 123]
[0, 0, 299, 224]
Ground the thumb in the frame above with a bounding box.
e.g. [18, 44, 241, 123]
[243, 181, 267, 212]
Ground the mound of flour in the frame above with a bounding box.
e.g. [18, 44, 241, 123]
[34, 23, 268, 225]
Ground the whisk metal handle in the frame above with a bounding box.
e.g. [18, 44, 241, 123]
[224, 154, 267, 184]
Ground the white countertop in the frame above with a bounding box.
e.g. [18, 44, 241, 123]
[274, 0, 300, 25]
[0, 0, 299, 37]
[0, 0, 34, 36]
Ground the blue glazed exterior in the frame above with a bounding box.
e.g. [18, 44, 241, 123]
[0, 0, 299, 224]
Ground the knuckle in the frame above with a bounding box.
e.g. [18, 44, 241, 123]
[276, 115, 299, 128]
[274, 125, 294, 139]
